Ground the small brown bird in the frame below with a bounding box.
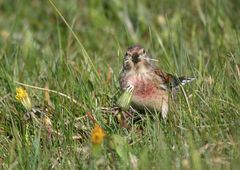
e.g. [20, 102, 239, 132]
[119, 45, 195, 118]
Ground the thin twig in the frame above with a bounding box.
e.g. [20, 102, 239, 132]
[14, 81, 86, 109]
[86, 111, 96, 123]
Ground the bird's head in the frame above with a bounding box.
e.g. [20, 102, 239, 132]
[123, 45, 154, 72]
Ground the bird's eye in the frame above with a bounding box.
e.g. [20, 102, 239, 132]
[142, 49, 146, 54]
[125, 52, 130, 60]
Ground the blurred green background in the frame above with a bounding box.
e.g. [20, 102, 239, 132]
[0, 0, 240, 169]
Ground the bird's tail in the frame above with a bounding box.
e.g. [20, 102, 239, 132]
[178, 77, 196, 86]
[168, 76, 196, 88]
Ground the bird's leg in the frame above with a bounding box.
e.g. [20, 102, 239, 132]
[161, 99, 168, 119]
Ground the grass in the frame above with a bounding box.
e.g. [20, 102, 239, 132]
[0, 0, 240, 169]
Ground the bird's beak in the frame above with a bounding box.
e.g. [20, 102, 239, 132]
[132, 54, 140, 64]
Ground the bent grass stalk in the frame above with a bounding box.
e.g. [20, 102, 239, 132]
[48, 0, 100, 83]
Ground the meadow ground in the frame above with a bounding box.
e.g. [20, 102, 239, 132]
[0, 0, 240, 169]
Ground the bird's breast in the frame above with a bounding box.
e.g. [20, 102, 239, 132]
[120, 73, 168, 112]
[124, 74, 158, 98]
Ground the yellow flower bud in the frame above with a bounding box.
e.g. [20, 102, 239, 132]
[91, 123, 105, 145]
[15, 87, 32, 110]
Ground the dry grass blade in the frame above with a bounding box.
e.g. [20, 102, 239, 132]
[180, 85, 192, 114]
[14, 81, 87, 110]
[236, 64, 240, 79]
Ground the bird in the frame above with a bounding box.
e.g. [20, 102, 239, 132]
[119, 45, 195, 119]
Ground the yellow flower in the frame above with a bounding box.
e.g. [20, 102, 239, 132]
[15, 87, 28, 101]
[91, 123, 105, 145]
[15, 87, 32, 110]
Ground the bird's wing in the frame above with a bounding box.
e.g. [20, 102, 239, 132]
[154, 69, 195, 89]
